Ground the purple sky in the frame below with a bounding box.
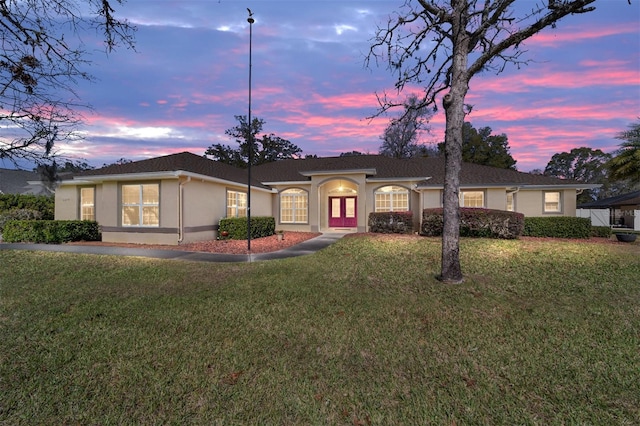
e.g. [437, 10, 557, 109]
[19, 1, 640, 171]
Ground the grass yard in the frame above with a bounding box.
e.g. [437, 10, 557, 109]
[1, 235, 639, 425]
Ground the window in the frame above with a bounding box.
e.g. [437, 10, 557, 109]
[280, 188, 308, 223]
[80, 187, 95, 221]
[122, 184, 159, 226]
[227, 190, 247, 218]
[506, 193, 515, 212]
[375, 185, 409, 212]
[460, 191, 484, 208]
[544, 191, 561, 213]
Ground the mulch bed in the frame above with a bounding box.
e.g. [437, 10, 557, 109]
[68, 232, 322, 255]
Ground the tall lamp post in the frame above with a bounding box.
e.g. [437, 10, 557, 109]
[247, 8, 254, 252]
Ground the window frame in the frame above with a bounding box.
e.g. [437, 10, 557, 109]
[279, 188, 309, 224]
[121, 183, 160, 227]
[79, 186, 95, 221]
[459, 190, 485, 208]
[226, 189, 247, 218]
[374, 185, 410, 212]
[506, 192, 515, 212]
[543, 191, 562, 213]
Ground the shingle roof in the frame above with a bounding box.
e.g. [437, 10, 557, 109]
[72, 152, 583, 189]
[75, 152, 270, 189]
[252, 155, 581, 187]
[0, 168, 51, 195]
[577, 190, 640, 208]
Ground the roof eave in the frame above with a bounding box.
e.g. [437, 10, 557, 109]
[262, 180, 311, 186]
[300, 168, 377, 177]
[66, 170, 274, 192]
[367, 176, 431, 183]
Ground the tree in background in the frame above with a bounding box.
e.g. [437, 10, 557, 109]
[0, 0, 135, 165]
[367, 0, 601, 283]
[543, 147, 615, 204]
[379, 94, 434, 159]
[205, 116, 302, 168]
[339, 151, 366, 157]
[437, 122, 516, 170]
[607, 121, 640, 188]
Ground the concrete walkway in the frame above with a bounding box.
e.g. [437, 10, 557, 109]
[0, 232, 347, 263]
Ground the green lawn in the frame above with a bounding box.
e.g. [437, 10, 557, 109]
[1, 235, 639, 425]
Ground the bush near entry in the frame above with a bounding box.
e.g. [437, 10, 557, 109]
[368, 211, 414, 234]
[421, 208, 524, 239]
[219, 216, 276, 240]
[2, 220, 101, 244]
[523, 216, 591, 239]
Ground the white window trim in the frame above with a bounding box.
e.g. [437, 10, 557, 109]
[506, 192, 515, 212]
[121, 183, 160, 227]
[544, 191, 562, 213]
[280, 188, 309, 224]
[374, 185, 410, 212]
[460, 190, 485, 208]
[80, 187, 95, 221]
[226, 190, 247, 218]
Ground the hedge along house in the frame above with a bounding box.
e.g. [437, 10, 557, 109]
[55, 151, 597, 245]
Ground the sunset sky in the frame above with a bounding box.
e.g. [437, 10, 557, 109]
[13, 0, 640, 172]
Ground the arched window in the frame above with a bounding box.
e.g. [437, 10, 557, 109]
[280, 188, 308, 223]
[375, 185, 409, 212]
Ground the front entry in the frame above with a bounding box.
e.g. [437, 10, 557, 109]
[329, 196, 357, 228]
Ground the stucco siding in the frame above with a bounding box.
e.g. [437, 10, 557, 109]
[160, 180, 179, 228]
[250, 189, 274, 217]
[486, 188, 506, 210]
[516, 189, 576, 217]
[102, 229, 179, 245]
[55, 185, 79, 220]
[182, 179, 223, 229]
[99, 182, 119, 227]
[421, 189, 442, 209]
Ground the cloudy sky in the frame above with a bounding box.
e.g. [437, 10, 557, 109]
[39, 1, 640, 171]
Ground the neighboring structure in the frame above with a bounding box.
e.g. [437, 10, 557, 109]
[577, 190, 640, 231]
[0, 168, 52, 195]
[55, 152, 597, 245]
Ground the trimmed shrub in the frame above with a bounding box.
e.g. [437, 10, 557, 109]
[421, 208, 524, 239]
[591, 226, 612, 238]
[0, 194, 54, 219]
[219, 216, 276, 240]
[523, 216, 591, 239]
[2, 220, 101, 244]
[0, 209, 43, 233]
[368, 211, 414, 234]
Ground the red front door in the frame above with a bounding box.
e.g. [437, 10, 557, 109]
[329, 196, 357, 228]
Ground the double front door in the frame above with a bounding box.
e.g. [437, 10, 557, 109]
[329, 196, 357, 228]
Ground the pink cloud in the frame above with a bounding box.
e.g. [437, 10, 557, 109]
[529, 22, 639, 47]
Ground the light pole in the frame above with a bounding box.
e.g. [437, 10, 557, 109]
[247, 8, 254, 252]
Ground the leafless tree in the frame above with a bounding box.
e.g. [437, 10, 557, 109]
[0, 0, 135, 165]
[366, 0, 615, 283]
[379, 93, 434, 159]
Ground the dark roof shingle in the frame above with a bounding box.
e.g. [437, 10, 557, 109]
[252, 155, 579, 187]
[74, 152, 582, 189]
[76, 152, 270, 189]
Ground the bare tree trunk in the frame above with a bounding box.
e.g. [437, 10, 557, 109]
[438, 2, 469, 284]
